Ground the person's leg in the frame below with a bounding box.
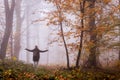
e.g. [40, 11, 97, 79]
[33, 62, 35, 67]
[33, 62, 36, 67]
[36, 61, 38, 66]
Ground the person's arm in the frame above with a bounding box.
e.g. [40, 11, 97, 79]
[39, 50, 48, 53]
[25, 48, 34, 52]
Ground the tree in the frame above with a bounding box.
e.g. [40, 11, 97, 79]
[84, 0, 120, 68]
[0, 0, 15, 59]
[84, 0, 97, 68]
[46, 0, 70, 69]
[45, 0, 119, 68]
[14, 0, 24, 60]
[119, 0, 120, 60]
[58, 6, 70, 69]
[26, 1, 30, 63]
[76, 0, 86, 68]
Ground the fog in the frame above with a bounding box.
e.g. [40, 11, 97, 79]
[0, 0, 119, 68]
[16, 0, 74, 66]
[19, 0, 119, 67]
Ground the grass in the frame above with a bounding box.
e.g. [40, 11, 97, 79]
[0, 59, 120, 80]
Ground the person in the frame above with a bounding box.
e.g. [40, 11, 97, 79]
[25, 45, 48, 66]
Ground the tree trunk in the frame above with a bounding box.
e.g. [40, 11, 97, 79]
[14, 0, 22, 60]
[57, 4, 70, 69]
[119, 0, 120, 60]
[0, 0, 15, 59]
[26, 2, 30, 63]
[85, 0, 97, 68]
[76, 1, 86, 68]
[10, 31, 14, 58]
[60, 21, 70, 69]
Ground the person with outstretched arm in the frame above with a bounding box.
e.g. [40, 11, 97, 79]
[25, 45, 48, 67]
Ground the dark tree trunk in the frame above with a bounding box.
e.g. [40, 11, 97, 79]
[59, 12, 70, 69]
[60, 21, 70, 69]
[119, 0, 120, 60]
[0, 0, 15, 59]
[14, 0, 23, 59]
[57, 3, 70, 69]
[76, 1, 86, 68]
[85, 0, 97, 68]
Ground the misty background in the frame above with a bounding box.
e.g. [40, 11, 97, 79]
[0, 0, 119, 68]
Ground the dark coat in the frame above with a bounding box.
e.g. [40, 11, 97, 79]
[32, 48, 40, 62]
[26, 46, 48, 62]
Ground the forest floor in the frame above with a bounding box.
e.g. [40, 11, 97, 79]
[0, 59, 120, 80]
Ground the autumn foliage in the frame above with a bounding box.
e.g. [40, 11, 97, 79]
[45, 0, 120, 68]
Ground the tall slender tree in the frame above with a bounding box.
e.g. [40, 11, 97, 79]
[46, 0, 70, 69]
[26, 1, 30, 63]
[57, 1, 70, 69]
[0, 0, 15, 59]
[76, 0, 86, 68]
[14, 0, 23, 60]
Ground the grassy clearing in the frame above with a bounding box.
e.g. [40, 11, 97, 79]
[0, 59, 120, 80]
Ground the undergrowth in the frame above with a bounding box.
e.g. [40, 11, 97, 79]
[0, 59, 120, 80]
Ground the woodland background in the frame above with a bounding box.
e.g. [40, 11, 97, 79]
[0, 0, 120, 79]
